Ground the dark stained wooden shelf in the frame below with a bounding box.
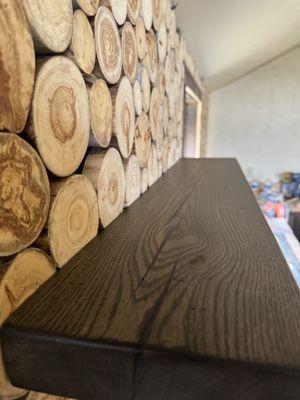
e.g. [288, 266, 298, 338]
[2, 159, 300, 400]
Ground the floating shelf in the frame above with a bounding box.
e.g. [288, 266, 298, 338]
[2, 159, 300, 400]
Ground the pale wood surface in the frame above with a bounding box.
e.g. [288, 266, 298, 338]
[135, 113, 151, 167]
[29, 56, 90, 177]
[124, 155, 141, 207]
[121, 22, 138, 84]
[94, 6, 122, 84]
[69, 9, 96, 74]
[73, 0, 99, 16]
[21, 0, 73, 53]
[0, 0, 35, 133]
[127, 0, 140, 25]
[83, 149, 125, 228]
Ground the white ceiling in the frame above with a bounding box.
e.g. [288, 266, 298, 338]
[175, 0, 300, 91]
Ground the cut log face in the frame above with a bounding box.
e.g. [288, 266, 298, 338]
[157, 21, 167, 62]
[111, 77, 135, 159]
[169, 10, 176, 48]
[164, 0, 172, 30]
[0, 133, 50, 257]
[135, 17, 146, 60]
[89, 79, 113, 148]
[124, 155, 141, 207]
[140, 0, 152, 31]
[144, 30, 158, 82]
[73, 0, 100, 16]
[83, 148, 125, 228]
[161, 137, 169, 173]
[135, 113, 151, 167]
[127, 0, 140, 25]
[140, 66, 150, 113]
[99, 0, 128, 25]
[133, 80, 143, 116]
[147, 144, 158, 186]
[94, 6, 122, 84]
[0, 0, 35, 133]
[121, 22, 138, 84]
[0, 248, 56, 399]
[48, 175, 99, 267]
[156, 63, 165, 100]
[158, 160, 162, 178]
[163, 95, 169, 135]
[156, 126, 163, 160]
[149, 87, 161, 140]
[70, 10, 96, 74]
[140, 167, 148, 193]
[22, 0, 73, 53]
[152, 0, 161, 31]
[30, 56, 90, 177]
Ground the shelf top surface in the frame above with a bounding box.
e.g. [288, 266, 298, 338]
[3, 159, 300, 373]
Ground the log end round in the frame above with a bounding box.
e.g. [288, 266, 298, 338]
[94, 6, 122, 84]
[133, 80, 143, 116]
[75, 0, 100, 16]
[31, 56, 90, 177]
[90, 79, 113, 148]
[0, 133, 50, 257]
[115, 77, 135, 159]
[22, 0, 73, 53]
[135, 112, 151, 168]
[49, 175, 99, 267]
[141, 0, 153, 31]
[149, 86, 161, 141]
[0, 0, 35, 133]
[135, 17, 146, 60]
[71, 9, 96, 74]
[97, 148, 125, 228]
[140, 167, 148, 193]
[124, 155, 141, 207]
[127, 0, 140, 25]
[121, 22, 138, 84]
[147, 144, 158, 186]
[111, 0, 128, 25]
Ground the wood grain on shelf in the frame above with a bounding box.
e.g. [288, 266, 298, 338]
[2, 159, 300, 400]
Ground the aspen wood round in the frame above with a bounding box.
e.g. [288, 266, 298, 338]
[157, 21, 167, 62]
[164, 0, 172, 30]
[127, 0, 140, 24]
[83, 149, 125, 228]
[152, 0, 161, 31]
[99, 0, 127, 25]
[110, 77, 135, 159]
[94, 6, 122, 84]
[149, 87, 160, 140]
[135, 113, 151, 167]
[144, 30, 158, 82]
[135, 17, 147, 60]
[133, 80, 143, 116]
[156, 63, 165, 99]
[156, 127, 163, 160]
[0, 133, 50, 257]
[22, 0, 73, 53]
[0, 248, 56, 400]
[162, 96, 169, 136]
[69, 10, 96, 74]
[121, 22, 138, 84]
[158, 160, 162, 178]
[140, 66, 150, 113]
[29, 56, 89, 177]
[140, 167, 148, 194]
[169, 10, 176, 49]
[161, 137, 169, 173]
[47, 175, 99, 268]
[140, 0, 152, 31]
[0, 0, 35, 133]
[73, 0, 99, 16]
[124, 155, 141, 207]
[147, 144, 158, 187]
[88, 79, 113, 148]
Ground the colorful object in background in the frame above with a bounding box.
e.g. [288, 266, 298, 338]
[281, 172, 300, 199]
[263, 201, 287, 219]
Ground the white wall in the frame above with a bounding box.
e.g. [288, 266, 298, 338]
[207, 48, 300, 181]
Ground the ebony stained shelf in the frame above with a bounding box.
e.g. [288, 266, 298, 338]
[2, 159, 300, 400]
